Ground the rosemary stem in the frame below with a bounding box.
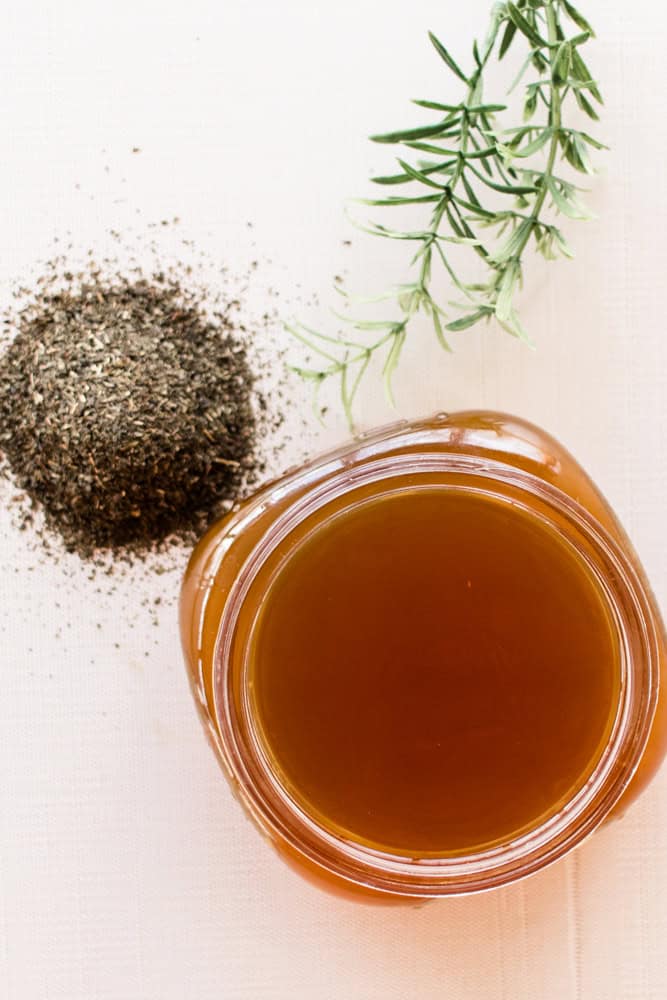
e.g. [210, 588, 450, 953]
[511, 1, 563, 266]
[535, 2, 562, 208]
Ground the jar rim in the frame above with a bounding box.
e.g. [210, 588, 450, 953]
[210, 436, 659, 897]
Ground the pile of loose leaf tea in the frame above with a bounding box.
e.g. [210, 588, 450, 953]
[0, 271, 261, 558]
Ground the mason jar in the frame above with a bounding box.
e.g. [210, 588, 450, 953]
[180, 412, 666, 901]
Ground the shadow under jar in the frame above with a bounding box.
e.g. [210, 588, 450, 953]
[180, 412, 667, 902]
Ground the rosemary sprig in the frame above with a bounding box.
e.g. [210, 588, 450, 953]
[290, 0, 605, 427]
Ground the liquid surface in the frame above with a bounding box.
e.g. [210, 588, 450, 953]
[250, 489, 620, 855]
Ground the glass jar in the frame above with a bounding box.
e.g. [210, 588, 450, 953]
[180, 411, 667, 901]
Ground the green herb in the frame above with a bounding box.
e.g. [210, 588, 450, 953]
[291, 0, 604, 426]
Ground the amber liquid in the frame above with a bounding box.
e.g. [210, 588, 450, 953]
[250, 488, 620, 856]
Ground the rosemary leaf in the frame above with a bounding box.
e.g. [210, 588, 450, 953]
[371, 121, 456, 144]
[446, 308, 493, 332]
[506, 3, 548, 47]
[498, 20, 518, 59]
[382, 327, 407, 404]
[562, 0, 595, 38]
[428, 31, 469, 83]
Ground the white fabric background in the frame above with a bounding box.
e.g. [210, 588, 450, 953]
[1, 1, 665, 997]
